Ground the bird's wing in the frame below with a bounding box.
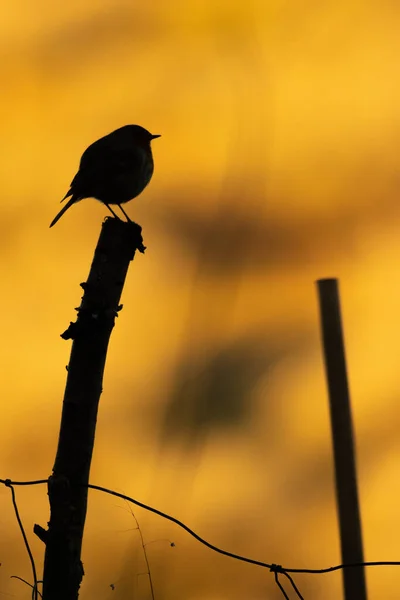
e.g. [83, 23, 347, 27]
[80, 143, 147, 180]
[78, 134, 112, 169]
[67, 143, 148, 200]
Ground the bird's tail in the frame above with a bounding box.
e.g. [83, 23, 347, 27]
[49, 196, 79, 228]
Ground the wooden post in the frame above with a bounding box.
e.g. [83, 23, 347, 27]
[37, 218, 145, 600]
[316, 278, 367, 600]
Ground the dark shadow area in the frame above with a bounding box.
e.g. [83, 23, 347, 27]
[152, 193, 360, 274]
[159, 332, 288, 445]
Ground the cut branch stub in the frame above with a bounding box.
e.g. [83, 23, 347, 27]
[42, 217, 145, 600]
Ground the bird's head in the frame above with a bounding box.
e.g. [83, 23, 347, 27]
[115, 124, 161, 147]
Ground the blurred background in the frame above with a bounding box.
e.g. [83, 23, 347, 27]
[0, 0, 400, 598]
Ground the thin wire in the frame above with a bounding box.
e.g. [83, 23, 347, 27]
[2, 477, 400, 593]
[10, 576, 42, 599]
[87, 483, 273, 570]
[282, 571, 305, 599]
[5, 483, 38, 600]
[274, 572, 289, 600]
[0, 479, 47, 486]
[283, 561, 400, 574]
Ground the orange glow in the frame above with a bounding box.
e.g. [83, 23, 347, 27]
[0, 1, 399, 598]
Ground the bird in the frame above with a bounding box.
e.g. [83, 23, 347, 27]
[50, 125, 160, 227]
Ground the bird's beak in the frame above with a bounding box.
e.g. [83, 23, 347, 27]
[151, 134, 161, 139]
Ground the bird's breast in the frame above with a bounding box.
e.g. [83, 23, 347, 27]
[112, 152, 154, 203]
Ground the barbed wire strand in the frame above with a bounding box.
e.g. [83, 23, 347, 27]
[2, 478, 400, 600]
[88, 482, 276, 569]
[269, 565, 304, 599]
[0, 479, 47, 487]
[4, 481, 38, 600]
[283, 561, 400, 574]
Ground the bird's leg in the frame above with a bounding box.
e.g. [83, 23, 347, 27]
[118, 204, 132, 222]
[105, 204, 122, 220]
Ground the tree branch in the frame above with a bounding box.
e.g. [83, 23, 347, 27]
[40, 217, 145, 600]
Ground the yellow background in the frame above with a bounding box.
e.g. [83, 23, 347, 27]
[0, 1, 399, 598]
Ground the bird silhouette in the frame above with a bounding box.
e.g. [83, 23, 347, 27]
[50, 125, 160, 227]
